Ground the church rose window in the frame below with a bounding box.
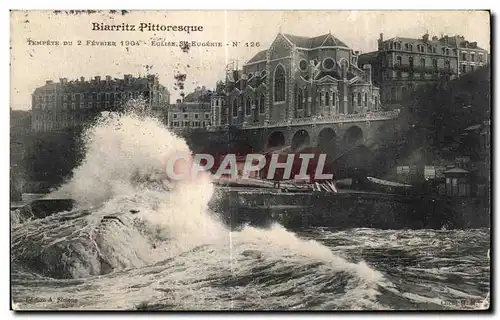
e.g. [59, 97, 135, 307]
[323, 58, 335, 70]
[299, 60, 308, 72]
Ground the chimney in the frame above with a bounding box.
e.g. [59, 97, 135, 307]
[176, 98, 182, 104]
[59, 78, 68, 85]
[124, 74, 132, 84]
[80, 77, 85, 83]
[106, 75, 111, 82]
[95, 76, 101, 83]
[45, 80, 53, 85]
[240, 74, 247, 89]
[422, 33, 429, 43]
[378, 33, 384, 50]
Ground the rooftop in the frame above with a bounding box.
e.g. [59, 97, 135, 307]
[246, 32, 350, 65]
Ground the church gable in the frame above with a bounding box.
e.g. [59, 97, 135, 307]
[321, 35, 338, 47]
[269, 33, 293, 60]
[229, 87, 242, 97]
[317, 74, 338, 84]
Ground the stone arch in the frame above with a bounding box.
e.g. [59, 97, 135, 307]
[267, 131, 286, 150]
[344, 126, 363, 145]
[291, 129, 311, 151]
[317, 127, 337, 155]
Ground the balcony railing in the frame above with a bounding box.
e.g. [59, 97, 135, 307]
[392, 64, 456, 75]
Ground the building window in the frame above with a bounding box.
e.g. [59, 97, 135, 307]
[470, 65, 475, 72]
[402, 87, 408, 98]
[432, 59, 438, 71]
[245, 97, 251, 116]
[71, 103, 76, 109]
[391, 87, 396, 101]
[71, 94, 76, 100]
[396, 56, 402, 67]
[173, 113, 178, 119]
[105, 93, 110, 100]
[194, 113, 199, 119]
[105, 101, 110, 108]
[332, 92, 336, 106]
[297, 89, 303, 110]
[479, 54, 484, 62]
[471, 53, 476, 62]
[63, 103, 68, 109]
[184, 113, 188, 119]
[445, 60, 451, 70]
[274, 65, 286, 102]
[351, 93, 355, 106]
[88, 102, 92, 108]
[409, 57, 414, 69]
[205, 113, 210, 119]
[462, 52, 467, 61]
[216, 99, 219, 106]
[232, 98, 238, 117]
[409, 44, 413, 52]
[259, 94, 265, 114]
[357, 93, 362, 107]
[462, 64, 467, 73]
[325, 92, 330, 106]
[364, 93, 368, 107]
[63, 94, 68, 101]
[420, 58, 426, 70]
[80, 102, 84, 109]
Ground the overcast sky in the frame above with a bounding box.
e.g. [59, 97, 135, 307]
[10, 10, 490, 110]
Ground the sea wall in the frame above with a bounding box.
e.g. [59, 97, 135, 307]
[211, 190, 490, 230]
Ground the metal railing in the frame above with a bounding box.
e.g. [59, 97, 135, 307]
[205, 110, 400, 131]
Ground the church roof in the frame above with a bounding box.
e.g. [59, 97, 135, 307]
[283, 33, 349, 48]
[247, 49, 268, 63]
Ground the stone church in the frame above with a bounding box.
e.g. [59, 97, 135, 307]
[211, 32, 382, 127]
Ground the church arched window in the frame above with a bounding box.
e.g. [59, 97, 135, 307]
[259, 94, 265, 113]
[245, 97, 251, 116]
[297, 89, 303, 110]
[232, 98, 238, 117]
[274, 65, 286, 102]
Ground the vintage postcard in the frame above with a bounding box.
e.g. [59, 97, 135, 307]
[10, 10, 491, 311]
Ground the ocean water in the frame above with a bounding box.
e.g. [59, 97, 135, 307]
[10, 110, 491, 311]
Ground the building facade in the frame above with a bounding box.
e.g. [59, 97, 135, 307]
[211, 32, 382, 127]
[359, 33, 489, 106]
[31, 74, 170, 132]
[167, 101, 212, 129]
